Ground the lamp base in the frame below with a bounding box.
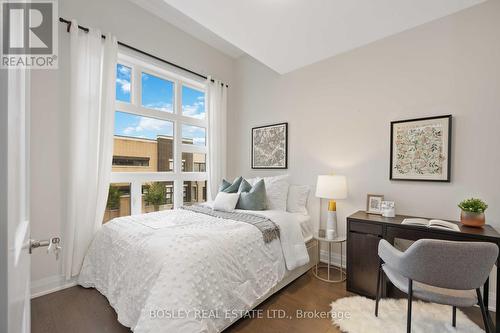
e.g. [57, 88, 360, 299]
[326, 200, 338, 240]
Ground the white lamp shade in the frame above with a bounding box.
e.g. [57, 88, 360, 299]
[315, 175, 347, 199]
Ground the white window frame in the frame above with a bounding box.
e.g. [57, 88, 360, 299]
[111, 52, 208, 214]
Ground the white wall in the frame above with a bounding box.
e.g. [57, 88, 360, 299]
[30, 0, 235, 297]
[228, 0, 500, 304]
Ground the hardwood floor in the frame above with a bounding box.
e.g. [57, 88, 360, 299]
[32, 270, 491, 333]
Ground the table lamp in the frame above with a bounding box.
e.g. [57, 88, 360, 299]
[315, 175, 347, 240]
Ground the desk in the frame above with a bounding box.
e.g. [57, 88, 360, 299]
[346, 211, 500, 332]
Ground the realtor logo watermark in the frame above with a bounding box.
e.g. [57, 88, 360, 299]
[1, 0, 58, 68]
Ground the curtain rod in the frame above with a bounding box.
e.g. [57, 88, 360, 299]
[58, 17, 228, 88]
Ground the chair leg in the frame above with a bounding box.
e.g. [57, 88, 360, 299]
[407, 279, 413, 333]
[375, 259, 382, 317]
[476, 288, 490, 333]
[452, 306, 456, 327]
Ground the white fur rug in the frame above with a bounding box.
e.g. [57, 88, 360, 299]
[330, 296, 484, 333]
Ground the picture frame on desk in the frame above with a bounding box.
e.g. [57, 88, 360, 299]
[366, 194, 384, 215]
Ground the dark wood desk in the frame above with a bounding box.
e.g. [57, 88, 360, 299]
[346, 210, 500, 332]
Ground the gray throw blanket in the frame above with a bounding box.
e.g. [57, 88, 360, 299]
[181, 205, 280, 243]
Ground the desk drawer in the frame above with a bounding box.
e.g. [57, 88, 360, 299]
[349, 220, 383, 236]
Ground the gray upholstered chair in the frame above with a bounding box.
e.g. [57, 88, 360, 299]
[375, 239, 498, 333]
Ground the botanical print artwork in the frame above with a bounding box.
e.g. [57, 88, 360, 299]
[390, 115, 451, 181]
[252, 123, 287, 169]
[394, 123, 444, 176]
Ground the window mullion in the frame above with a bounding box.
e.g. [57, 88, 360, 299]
[173, 81, 183, 209]
[132, 65, 141, 107]
[130, 179, 142, 215]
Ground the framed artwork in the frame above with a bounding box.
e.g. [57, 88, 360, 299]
[390, 115, 452, 182]
[366, 194, 384, 215]
[252, 122, 288, 169]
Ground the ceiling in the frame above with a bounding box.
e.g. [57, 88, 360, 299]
[132, 0, 486, 74]
[129, 0, 244, 58]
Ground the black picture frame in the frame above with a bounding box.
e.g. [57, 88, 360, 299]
[390, 115, 452, 182]
[251, 122, 288, 169]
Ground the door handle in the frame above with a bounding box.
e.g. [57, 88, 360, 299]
[29, 237, 62, 260]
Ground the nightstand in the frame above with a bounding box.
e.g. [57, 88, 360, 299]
[312, 234, 346, 283]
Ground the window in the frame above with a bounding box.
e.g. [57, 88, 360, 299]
[183, 180, 207, 206]
[182, 152, 206, 172]
[182, 85, 205, 119]
[142, 181, 174, 213]
[141, 72, 174, 112]
[182, 124, 206, 146]
[113, 111, 174, 172]
[103, 183, 131, 223]
[107, 55, 208, 221]
[116, 64, 131, 103]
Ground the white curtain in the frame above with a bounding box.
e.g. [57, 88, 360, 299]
[206, 77, 228, 201]
[64, 20, 117, 279]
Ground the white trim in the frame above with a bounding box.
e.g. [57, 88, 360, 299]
[118, 51, 206, 90]
[110, 172, 207, 183]
[31, 275, 78, 299]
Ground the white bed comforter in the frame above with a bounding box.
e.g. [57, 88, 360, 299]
[78, 208, 309, 333]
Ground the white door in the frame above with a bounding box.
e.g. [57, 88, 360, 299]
[3, 67, 31, 333]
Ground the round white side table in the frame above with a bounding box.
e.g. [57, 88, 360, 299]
[312, 234, 346, 283]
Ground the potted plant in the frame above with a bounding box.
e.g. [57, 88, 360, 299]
[144, 182, 166, 211]
[458, 198, 488, 228]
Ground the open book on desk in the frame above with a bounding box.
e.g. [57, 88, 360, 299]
[401, 218, 460, 232]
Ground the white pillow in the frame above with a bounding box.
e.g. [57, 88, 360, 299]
[287, 185, 310, 215]
[246, 177, 258, 186]
[262, 174, 290, 211]
[213, 192, 240, 212]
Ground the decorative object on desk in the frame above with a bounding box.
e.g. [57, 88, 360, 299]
[251, 122, 287, 169]
[380, 201, 395, 217]
[401, 218, 460, 232]
[390, 115, 452, 182]
[316, 175, 347, 240]
[366, 194, 384, 215]
[458, 198, 488, 228]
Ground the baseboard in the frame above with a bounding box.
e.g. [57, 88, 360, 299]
[31, 275, 78, 299]
[319, 250, 496, 312]
[319, 249, 346, 269]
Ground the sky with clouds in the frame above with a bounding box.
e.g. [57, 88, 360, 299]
[115, 64, 206, 146]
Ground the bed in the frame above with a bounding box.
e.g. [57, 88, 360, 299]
[78, 205, 317, 333]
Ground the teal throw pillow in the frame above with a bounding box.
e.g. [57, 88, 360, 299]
[221, 176, 243, 193]
[236, 179, 267, 210]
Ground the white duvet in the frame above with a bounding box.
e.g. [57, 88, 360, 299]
[78, 208, 309, 333]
